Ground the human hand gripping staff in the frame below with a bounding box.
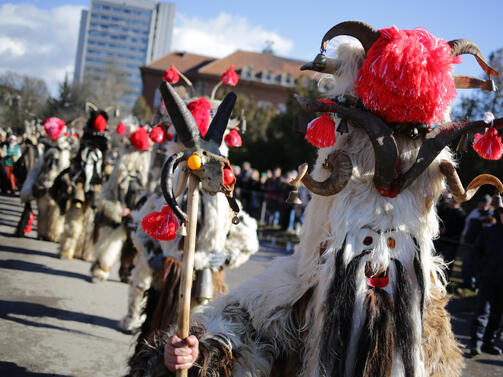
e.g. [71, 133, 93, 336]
[155, 82, 240, 375]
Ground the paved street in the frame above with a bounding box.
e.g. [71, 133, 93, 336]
[0, 193, 502, 376]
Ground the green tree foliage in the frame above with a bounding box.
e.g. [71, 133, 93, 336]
[229, 76, 318, 172]
[0, 71, 49, 132]
[452, 48, 503, 209]
[132, 95, 153, 124]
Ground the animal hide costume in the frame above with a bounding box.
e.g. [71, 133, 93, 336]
[120, 95, 258, 340]
[128, 21, 503, 377]
[51, 106, 111, 259]
[91, 125, 152, 281]
[21, 122, 71, 242]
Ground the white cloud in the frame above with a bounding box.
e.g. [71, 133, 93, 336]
[172, 12, 294, 58]
[0, 3, 83, 94]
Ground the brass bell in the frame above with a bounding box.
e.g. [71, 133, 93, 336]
[286, 189, 303, 205]
[194, 268, 214, 302]
[177, 223, 187, 236]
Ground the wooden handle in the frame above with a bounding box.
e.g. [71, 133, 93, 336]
[176, 174, 199, 377]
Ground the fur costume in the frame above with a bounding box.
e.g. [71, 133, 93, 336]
[52, 109, 110, 259]
[21, 137, 71, 242]
[91, 143, 151, 281]
[128, 22, 503, 377]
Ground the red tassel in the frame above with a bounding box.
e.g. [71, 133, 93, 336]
[141, 206, 179, 241]
[473, 128, 503, 160]
[224, 128, 242, 147]
[116, 122, 126, 135]
[149, 125, 166, 143]
[305, 113, 336, 148]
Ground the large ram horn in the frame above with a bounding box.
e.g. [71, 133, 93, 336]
[301, 150, 353, 196]
[439, 160, 503, 202]
[159, 81, 200, 148]
[396, 117, 503, 192]
[448, 39, 499, 77]
[205, 92, 236, 146]
[295, 94, 398, 191]
[321, 21, 380, 53]
[161, 151, 188, 222]
[453, 75, 497, 91]
[85, 100, 98, 112]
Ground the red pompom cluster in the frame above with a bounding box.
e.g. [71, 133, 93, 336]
[130, 127, 150, 151]
[305, 113, 336, 148]
[141, 206, 179, 241]
[43, 117, 66, 140]
[473, 128, 503, 160]
[149, 125, 166, 143]
[188, 97, 211, 137]
[224, 128, 242, 147]
[356, 26, 460, 124]
[162, 65, 180, 84]
[116, 121, 126, 135]
[221, 65, 239, 86]
[93, 114, 107, 131]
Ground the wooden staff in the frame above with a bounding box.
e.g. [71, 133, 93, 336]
[176, 174, 199, 377]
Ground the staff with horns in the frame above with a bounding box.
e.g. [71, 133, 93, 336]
[158, 82, 240, 377]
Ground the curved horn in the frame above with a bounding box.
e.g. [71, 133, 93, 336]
[321, 21, 380, 53]
[295, 94, 399, 190]
[453, 75, 497, 91]
[173, 166, 188, 198]
[448, 39, 499, 77]
[300, 55, 342, 73]
[205, 92, 236, 146]
[85, 100, 98, 112]
[159, 81, 200, 147]
[301, 150, 353, 196]
[439, 160, 503, 202]
[161, 151, 188, 222]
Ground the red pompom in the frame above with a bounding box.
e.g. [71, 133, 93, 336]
[162, 65, 180, 84]
[141, 206, 179, 241]
[43, 117, 66, 140]
[130, 127, 150, 151]
[187, 97, 211, 137]
[149, 125, 166, 143]
[221, 65, 239, 86]
[356, 26, 460, 124]
[116, 122, 126, 135]
[473, 128, 503, 160]
[224, 128, 242, 147]
[305, 113, 336, 148]
[93, 114, 107, 131]
[223, 168, 236, 186]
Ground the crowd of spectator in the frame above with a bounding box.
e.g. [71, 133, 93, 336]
[232, 161, 308, 232]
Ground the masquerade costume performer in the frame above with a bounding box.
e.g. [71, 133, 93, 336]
[121, 88, 258, 344]
[90, 124, 152, 281]
[130, 21, 503, 377]
[51, 106, 110, 259]
[20, 118, 71, 241]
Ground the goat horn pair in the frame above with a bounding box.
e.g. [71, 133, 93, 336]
[301, 21, 379, 73]
[159, 81, 236, 149]
[439, 160, 503, 202]
[294, 94, 398, 191]
[301, 150, 353, 196]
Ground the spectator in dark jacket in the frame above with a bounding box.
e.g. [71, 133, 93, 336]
[469, 206, 503, 356]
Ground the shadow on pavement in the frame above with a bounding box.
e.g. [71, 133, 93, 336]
[0, 300, 121, 333]
[0, 244, 57, 259]
[0, 361, 70, 377]
[476, 359, 503, 367]
[0, 260, 91, 281]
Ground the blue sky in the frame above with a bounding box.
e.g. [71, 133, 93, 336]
[2, 0, 502, 92]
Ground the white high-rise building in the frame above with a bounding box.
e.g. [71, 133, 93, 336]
[73, 0, 176, 106]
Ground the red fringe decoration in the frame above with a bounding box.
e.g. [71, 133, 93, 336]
[149, 125, 166, 143]
[116, 122, 126, 135]
[188, 97, 211, 137]
[356, 26, 460, 124]
[43, 117, 66, 140]
[221, 65, 239, 86]
[162, 65, 180, 84]
[224, 128, 242, 147]
[141, 206, 179, 241]
[93, 114, 107, 132]
[130, 127, 150, 151]
[305, 113, 336, 148]
[473, 128, 503, 160]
